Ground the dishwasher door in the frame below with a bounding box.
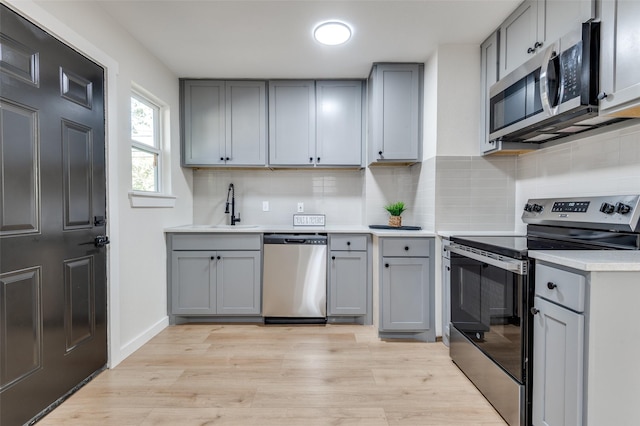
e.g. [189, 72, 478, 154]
[262, 234, 327, 321]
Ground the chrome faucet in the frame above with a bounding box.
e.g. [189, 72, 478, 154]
[224, 183, 241, 226]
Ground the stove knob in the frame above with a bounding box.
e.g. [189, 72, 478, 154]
[532, 204, 544, 213]
[600, 202, 615, 214]
[615, 202, 632, 214]
[524, 203, 534, 212]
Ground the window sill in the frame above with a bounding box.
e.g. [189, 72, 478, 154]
[128, 191, 176, 208]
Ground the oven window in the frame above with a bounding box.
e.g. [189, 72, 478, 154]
[450, 253, 526, 382]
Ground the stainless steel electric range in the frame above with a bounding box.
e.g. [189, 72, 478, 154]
[446, 195, 640, 426]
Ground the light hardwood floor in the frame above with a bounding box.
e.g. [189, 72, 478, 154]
[40, 324, 507, 425]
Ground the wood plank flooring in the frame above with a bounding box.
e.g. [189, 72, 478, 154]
[39, 324, 507, 425]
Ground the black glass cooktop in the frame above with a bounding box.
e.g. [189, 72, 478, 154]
[450, 235, 528, 259]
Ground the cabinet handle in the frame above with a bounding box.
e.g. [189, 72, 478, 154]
[378, 150, 383, 156]
[385, 263, 389, 268]
[210, 256, 214, 260]
[530, 307, 540, 315]
[225, 157, 230, 161]
[527, 46, 535, 54]
[547, 282, 557, 290]
[331, 256, 336, 260]
[534, 41, 543, 49]
[446, 266, 450, 271]
[309, 157, 313, 163]
[220, 157, 224, 161]
[346, 241, 351, 246]
[317, 157, 321, 163]
[217, 256, 221, 260]
[404, 246, 409, 251]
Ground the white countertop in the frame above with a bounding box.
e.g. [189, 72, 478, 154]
[165, 224, 436, 237]
[529, 250, 640, 272]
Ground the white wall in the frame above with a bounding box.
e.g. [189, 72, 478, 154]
[10, 0, 193, 366]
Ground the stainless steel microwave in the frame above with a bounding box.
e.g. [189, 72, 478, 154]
[488, 22, 620, 145]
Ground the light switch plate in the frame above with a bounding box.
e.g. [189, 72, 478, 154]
[262, 201, 269, 212]
[297, 202, 304, 213]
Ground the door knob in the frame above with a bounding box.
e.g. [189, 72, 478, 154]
[547, 282, 557, 290]
[530, 307, 540, 315]
[94, 235, 110, 248]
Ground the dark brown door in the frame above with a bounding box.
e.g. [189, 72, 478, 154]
[0, 5, 107, 425]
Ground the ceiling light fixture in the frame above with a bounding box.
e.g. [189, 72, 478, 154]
[313, 21, 352, 46]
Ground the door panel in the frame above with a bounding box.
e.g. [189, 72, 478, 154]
[0, 4, 107, 425]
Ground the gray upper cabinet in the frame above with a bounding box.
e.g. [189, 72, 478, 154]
[480, 31, 500, 155]
[316, 81, 363, 166]
[268, 80, 316, 166]
[499, 0, 595, 79]
[269, 80, 363, 167]
[181, 80, 267, 167]
[368, 63, 423, 164]
[599, 0, 640, 116]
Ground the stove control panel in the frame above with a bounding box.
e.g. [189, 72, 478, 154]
[522, 195, 640, 232]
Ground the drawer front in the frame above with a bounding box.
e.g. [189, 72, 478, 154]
[382, 238, 430, 257]
[536, 263, 586, 312]
[330, 234, 368, 251]
[171, 233, 261, 250]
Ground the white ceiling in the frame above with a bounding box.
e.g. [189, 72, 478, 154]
[96, 0, 521, 79]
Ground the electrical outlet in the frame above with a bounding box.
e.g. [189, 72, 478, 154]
[297, 202, 304, 213]
[262, 201, 269, 212]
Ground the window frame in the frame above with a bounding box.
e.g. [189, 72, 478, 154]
[130, 91, 162, 193]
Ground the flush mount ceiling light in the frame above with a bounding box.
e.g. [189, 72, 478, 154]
[313, 21, 352, 46]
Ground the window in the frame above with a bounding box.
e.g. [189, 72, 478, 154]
[131, 93, 161, 192]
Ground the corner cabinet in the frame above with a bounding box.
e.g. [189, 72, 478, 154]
[327, 234, 371, 325]
[599, 0, 640, 116]
[373, 236, 435, 342]
[499, 0, 595, 79]
[181, 80, 267, 167]
[268, 80, 363, 167]
[167, 233, 262, 322]
[368, 63, 423, 164]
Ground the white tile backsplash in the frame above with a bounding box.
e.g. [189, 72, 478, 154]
[515, 122, 640, 233]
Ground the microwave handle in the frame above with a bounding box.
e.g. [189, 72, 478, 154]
[539, 42, 560, 117]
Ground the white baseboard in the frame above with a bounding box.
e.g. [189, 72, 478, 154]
[111, 316, 169, 367]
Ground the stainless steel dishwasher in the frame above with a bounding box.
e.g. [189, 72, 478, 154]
[262, 234, 327, 324]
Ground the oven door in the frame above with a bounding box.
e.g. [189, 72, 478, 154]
[449, 245, 530, 383]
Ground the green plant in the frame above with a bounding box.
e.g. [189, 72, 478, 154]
[384, 201, 406, 217]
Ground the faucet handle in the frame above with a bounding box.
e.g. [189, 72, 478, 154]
[235, 212, 241, 224]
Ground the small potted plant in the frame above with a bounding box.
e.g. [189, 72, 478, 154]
[384, 201, 406, 227]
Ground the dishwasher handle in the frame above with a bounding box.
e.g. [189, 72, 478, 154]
[284, 238, 307, 244]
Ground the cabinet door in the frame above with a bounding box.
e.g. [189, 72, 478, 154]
[369, 64, 421, 162]
[268, 80, 316, 166]
[480, 31, 500, 154]
[329, 251, 367, 316]
[182, 80, 225, 166]
[216, 251, 261, 315]
[600, 0, 640, 116]
[499, 0, 538, 79]
[542, 0, 595, 49]
[316, 81, 363, 166]
[532, 296, 584, 426]
[225, 81, 267, 166]
[381, 257, 429, 331]
[171, 251, 216, 314]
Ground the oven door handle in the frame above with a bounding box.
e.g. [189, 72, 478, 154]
[447, 245, 527, 275]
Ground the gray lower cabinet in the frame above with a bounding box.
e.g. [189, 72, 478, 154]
[532, 262, 585, 426]
[328, 234, 370, 319]
[168, 234, 261, 320]
[376, 237, 435, 341]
